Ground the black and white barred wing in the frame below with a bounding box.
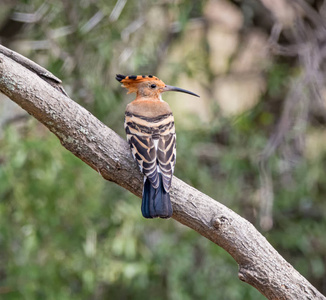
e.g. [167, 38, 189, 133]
[125, 109, 176, 192]
[157, 133, 176, 193]
[125, 127, 160, 189]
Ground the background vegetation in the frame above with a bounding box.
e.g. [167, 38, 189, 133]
[0, 0, 326, 299]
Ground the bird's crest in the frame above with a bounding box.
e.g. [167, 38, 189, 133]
[116, 74, 164, 94]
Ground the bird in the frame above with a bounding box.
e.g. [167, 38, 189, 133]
[116, 74, 199, 219]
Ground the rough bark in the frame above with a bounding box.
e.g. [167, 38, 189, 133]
[0, 46, 324, 300]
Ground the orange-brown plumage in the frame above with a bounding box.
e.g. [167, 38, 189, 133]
[116, 74, 164, 98]
[116, 74, 198, 219]
[126, 99, 172, 118]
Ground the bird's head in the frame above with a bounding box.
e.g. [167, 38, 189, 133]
[116, 74, 199, 100]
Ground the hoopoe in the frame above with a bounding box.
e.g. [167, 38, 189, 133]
[116, 74, 199, 219]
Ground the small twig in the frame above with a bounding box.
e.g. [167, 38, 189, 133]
[0, 44, 68, 96]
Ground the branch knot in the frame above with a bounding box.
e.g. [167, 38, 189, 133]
[212, 215, 231, 229]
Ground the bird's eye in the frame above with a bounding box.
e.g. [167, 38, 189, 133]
[150, 84, 156, 89]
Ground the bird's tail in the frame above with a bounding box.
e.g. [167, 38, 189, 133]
[141, 173, 173, 219]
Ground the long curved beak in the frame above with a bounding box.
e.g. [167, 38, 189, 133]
[163, 85, 199, 97]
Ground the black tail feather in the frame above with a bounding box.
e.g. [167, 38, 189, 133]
[141, 174, 173, 219]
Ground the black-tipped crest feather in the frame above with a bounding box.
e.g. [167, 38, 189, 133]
[115, 74, 126, 82]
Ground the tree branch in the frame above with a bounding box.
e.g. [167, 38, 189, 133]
[0, 45, 324, 300]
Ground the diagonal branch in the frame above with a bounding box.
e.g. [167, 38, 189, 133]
[0, 45, 324, 300]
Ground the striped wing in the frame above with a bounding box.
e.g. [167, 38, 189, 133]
[157, 133, 176, 192]
[128, 134, 159, 189]
[125, 112, 159, 189]
[125, 110, 176, 192]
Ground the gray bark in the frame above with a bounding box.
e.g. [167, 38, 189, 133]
[0, 45, 324, 300]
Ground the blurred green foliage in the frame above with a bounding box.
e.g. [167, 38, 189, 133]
[0, 0, 326, 299]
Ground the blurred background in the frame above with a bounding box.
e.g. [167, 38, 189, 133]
[0, 0, 326, 299]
